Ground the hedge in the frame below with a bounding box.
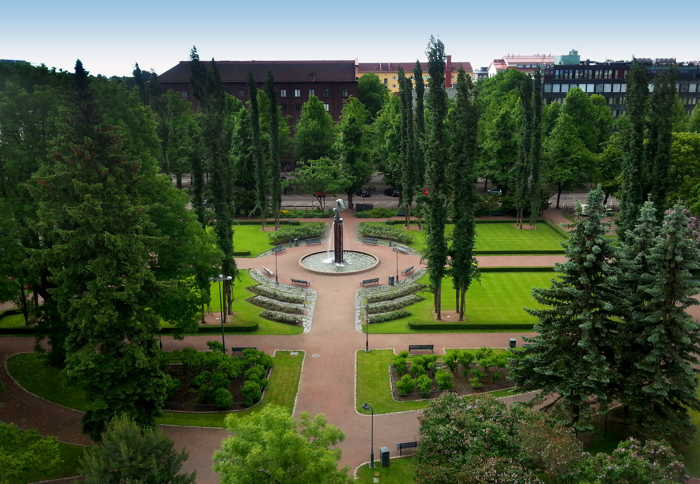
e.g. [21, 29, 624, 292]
[260, 310, 303, 325]
[365, 283, 426, 304]
[357, 224, 413, 244]
[0, 324, 260, 336]
[0, 307, 22, 322]
[247, 296, 305, 315]
[368, 309, 411, 324]
[233, 219, 302, 225]
[233, 251, 252, 256]
[473, 249, 564, 255]
[246, 285, 306, 304]
[268, 224, 326, 245]
[368, 294, 423, 314]
[407, 321, 535, 331]
[543, 219, 571, 239]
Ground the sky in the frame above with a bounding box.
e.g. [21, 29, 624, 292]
[3, 0, 698, 78]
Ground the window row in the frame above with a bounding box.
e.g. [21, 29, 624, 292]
[549, 69, 628, 80]
[278, 88, 343, 98]
[544, 83, 627, 94]
[280, 103, 330, 112]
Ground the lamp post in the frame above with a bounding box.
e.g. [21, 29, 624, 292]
[393, 247, 407, 282]
[364, 304, 370, 353]
[362, 402, 375, 468]
[209, 274, 232, 354]
[272, 246, 285, 285]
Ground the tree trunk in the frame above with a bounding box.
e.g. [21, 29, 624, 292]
[176, 172, 182, 189]
[483, 178, 488, 193]
[435, 285, 442, 321]
[19, 283, 29, 326]
[459, 286, 466, 321]
[455, 288, 459, 312]
[556, 183, 563, 209]
[347, 193, 354, 210]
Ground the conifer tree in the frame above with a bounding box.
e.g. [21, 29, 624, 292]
[529, 67, 543, 227]
[448, 68, 479, 320]
[514, 75, 532, 228]
[509, 188, 619, 431]
[423, 36, 449, 320]
[265, 72, 282, 230]
[647, 65, 676, 213]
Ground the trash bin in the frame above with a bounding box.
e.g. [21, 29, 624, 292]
[385, 219, 392, 225]
[294, 238, 299, 247]
[509, 338, 516, 349]
[380, 446, 390, 467]
[388, 276, 395, 286]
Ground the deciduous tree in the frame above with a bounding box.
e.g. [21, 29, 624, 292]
[0, 423, 60, 484]
[336, 97, 371, 209]
[294, 95, 334, 162]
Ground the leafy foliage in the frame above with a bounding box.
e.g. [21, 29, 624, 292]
[357, 224, 413, 244]
[0, 422, 61, 483]
[268, 223, 325, 245]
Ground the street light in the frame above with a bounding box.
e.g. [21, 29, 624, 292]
[362, 402, 375, 468]
[364, 304, 370, 353]
[209, 274, 232, 354]
[392, 246, 407, 282]
[272, 246, 285, 285]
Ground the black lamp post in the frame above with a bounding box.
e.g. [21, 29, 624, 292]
[209, 274, 232, 354]
[393, 246, 407, 282]
[364, 304, 370, 353]
[272, 246, 285, 284]
[362, 402, 375, 468]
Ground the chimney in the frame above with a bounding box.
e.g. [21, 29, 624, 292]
[445, 55, 453, 87]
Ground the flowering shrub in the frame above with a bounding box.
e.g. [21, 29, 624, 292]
[456, 457, 544, 484]
[366, 283, 425, 303]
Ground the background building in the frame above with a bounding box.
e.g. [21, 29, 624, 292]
[357, 56, 473, 93]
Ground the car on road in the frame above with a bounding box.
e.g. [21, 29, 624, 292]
[355, 188, 371, 197]
[384, 188, 399, 197]
[486, 188, 502, 196]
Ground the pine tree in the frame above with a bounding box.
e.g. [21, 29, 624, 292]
[265, 71, 282, 230]
[424, 36, 449, 320]
[509, 188, 619, 431]
[514, 75, 532, 228]
[529, 67, 543, 227]
[647, 65, 676, 214]
[31, 60, 169, 439]
[448, 68, 479, 320]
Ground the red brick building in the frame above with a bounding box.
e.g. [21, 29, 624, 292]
[158, 60, 358, 122]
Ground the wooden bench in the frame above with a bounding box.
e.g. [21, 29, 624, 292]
[262, 266, 274, 277]
[306, 237, 321, 245]
[361, 278, 379, 287]
[408, 344, 434, 354]
[231, 347, 257, 354]
[401, 265, 414, 275]
[397, 441, 418, 455]
[291, 278, 310, 287]
[363, 237, 379, 245]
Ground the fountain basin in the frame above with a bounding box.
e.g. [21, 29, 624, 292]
[300, 250, 379, 275]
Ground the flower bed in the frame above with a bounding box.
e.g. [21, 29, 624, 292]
[247, 296, 305, 315]
[246, 285, 306, 304]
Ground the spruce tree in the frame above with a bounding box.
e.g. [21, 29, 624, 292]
[265, 71, 282, 230]
[529, 67, 543, 227]
[647, 65, 676, 214]
[448, 68, 479, 320]
[423, 36, 449, 320]
[514, 75, 532, 228]
[31, 61, 169, 439]
[509, 188, 619, 431]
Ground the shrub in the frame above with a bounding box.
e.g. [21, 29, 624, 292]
[459, 352, 475, 376]
[210, 371, 230, 390]
[416, 375, 433, 397]
[207, 341, 225, 353]
[366, 283, 425, 304]
[427, 361, 437, 376]
[367, 309, 411, 324]
[198, 384, 215, 404]
[444, 350, 461, 373]
[247, 285, 306, 304]
[392, 357, 408, 375]
[215, 388, 233, 410]
[259, 377, 269, 389]
[398, 350, 409, 358]
[242, 380, 262, 407]
[413, 356, 426, 367]
[423, 354, 438, 364]
[367, 294, 423, 314]
[436, 369, 453, 391]
[244, 365, 266, 383]
[491, 372, 502, 383]
[191, 371, 211, 388]
[357, 224, 413, 244]
[409, 363, 425, 378]
[249, 296, 305, 314]
[268, 224, 325, 245]
[396, 374, 415, 395]
[219, 358, 245, 379]
[260, 310, 303, 325]
[474, 193, 502, 217]
[173, 347, 199, 374]
[356, 207, 398, 218]
[470, 369, 485, 388]
[474, 347, 494, 360]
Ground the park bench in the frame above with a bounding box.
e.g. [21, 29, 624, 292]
[408, 344, 434, 354]
[291, 278, 310, 287]
[361, 278, 379, 287]
[397, 441, 418, 456]
[401, 266, 414, 275]
[262, 266, 274, 277]
[364, 237, 379, 245]
[306, 237, 321, 245]
[231, 347, 257, 354]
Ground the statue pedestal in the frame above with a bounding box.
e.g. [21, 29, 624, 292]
[334, 218, 344, 263]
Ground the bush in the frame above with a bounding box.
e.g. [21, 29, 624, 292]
[436, 369, 453, 391]
[398, 350, 409, 358]
[396, 374, 415, 395]
[367, 294, 423, 314]
[210, 371, 230, 390]
[407, 321, 536, 331]
[470, 369, 485, 388]
[367, 309, 411, 324]
[215, 388, 233, 410]
[474, 193, 503, 217]
[249, 296, 305, 314]
[268, 224, 326, 245]
[219, 358, 246, 379]
[357, 224, 413, 244]
[392, 357, 408, 375]
[279, 208, 334, 218]
[244, 365, 266, 383]
[191, 371, 211, 388]
[426, 361, 437, 376]
[444, 350, 461, 373]
[260, 310, 303, 325]
[356, 207, 399, 218]
[416, 375, 433, 397]
[242, 380, 262, 407]
[409, 363, 425, 378]
[458, 352, 475, 376]
[366, 283, 426, 304]
[247, 285, 306, 304]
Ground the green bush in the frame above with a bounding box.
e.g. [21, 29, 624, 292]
[458, 352, 475, 376]
[357, 224, 413, 244]
[279, 209, 333, 218]
[247, 285, 306, 304]
[356, 207, 398, 218]
[409, 363, 425, 378]
[474, 193, 502, 217]
[470, 369, 485, 388]
[259, 377, 269, 389]
[367, 309, 411, 324]
[268, 224, 326, 245]
[215, 388, 233, 410]
[260, 310, 303, 325]
[444, 350, 461, 373]
[436, 369, 453, 391]
[366, 283, 425, 304]
[416, 375, 433, 397]
[191, 371, 210, 388]
[242, 380, 262, 407]
[249, 296, 305, 314]
[426, 361, 437, 376]
[392, 357, 407, 375]
[244, 365, 266, 383]
[396, 374, 415, 395]
[491, 372, 502, 383]
[407, 321, 535, 331]
[210, 371, 230, 390]
[367, 294, 423, 314]
[398, 350, 409, 358]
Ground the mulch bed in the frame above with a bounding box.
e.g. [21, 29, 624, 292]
[390, 362, 514, 402]
[164, 364, 248, 412]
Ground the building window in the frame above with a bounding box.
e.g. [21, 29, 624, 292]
[561, 84, 569, 93]
[280, 104, 287, 111]
[553, 84, 561, 93]
[621, 84, 627, 93]
[595, 84, 604, 93]
[238, 90, 245, 98]
[392, 76, 396, 80]
[309, 89, 315, 97]
[324, 103, 329, 112]
[295, 103, 302, 112]
[384, 79, 388, 86]
[680, 83, 690, 93]
[295, 89, 301, 97]
[181, 90, 187, 99]
[342, 89, 349, 97]
[613, 84, 621, 93]
[690, 84, 697, 93]
[604, 84, 612, 93]
[323, 89, 330, 97]
[392, 84, 396, 89]
[280, 89, 287, 98]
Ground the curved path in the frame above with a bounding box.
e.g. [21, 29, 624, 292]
[1, 214, 565, 483]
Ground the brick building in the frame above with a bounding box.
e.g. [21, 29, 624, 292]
[357, 56, 473, 93]
[158, 60, 358, 122]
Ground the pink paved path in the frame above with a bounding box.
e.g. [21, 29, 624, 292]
[0, 214, 629, 483]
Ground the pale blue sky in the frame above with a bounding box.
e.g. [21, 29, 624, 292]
[2, 0, 697, 78]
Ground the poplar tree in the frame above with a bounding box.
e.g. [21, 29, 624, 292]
[414, 60, 426, 184]
[514, 75, 532, 228]
[509, 188, 619, 431]
[247, 72, 266, 227]
[265, 71, 282, 230]
[647, 65, 676, 213]
[529, 67, 543, 227]
[31, 61, 169, 439]
[398, 66, 417, 227]
[448, 68, 479, 320]
[423, 36, 449, 320]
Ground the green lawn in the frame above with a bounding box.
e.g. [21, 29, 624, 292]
[355, 457, 416, 484]
[208, 271, 303, 335]
[232, 222, 326, 257]
[0, 313, 26, 328]
[363, 222, 566, 253]
[365, 272, 555, 334]
[6, 435, 87, 484]
[6, 351, 305, 430]
[682, 384, 700, 477]
[356, 350, 520, 415]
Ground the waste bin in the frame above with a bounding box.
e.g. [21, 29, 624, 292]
[388, 276, 395, 286]
[509, 338, 516, 349]
[293, 238, 299, 247]
[380, 446, 390, 467]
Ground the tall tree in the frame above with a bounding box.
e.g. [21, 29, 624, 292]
[337, 97, 371, 210]
[478, 92, 520, 195]
[413, 60, 426, 183]
[423, 36, 449, 320]
[154, 89, 193, 188]
[560, 87, 598, 152]
[514, 75, 533, 228]
[368, 95, 401, 190]
[247, 72, 266, 227]
[617, 60, 649, 243]
[398, 67, 418, 227]
[529, 67, 543, 227]
[448, 68, 479, 321]
[294, 95, 334, 162]
[265, 71, 282, 230]
[31, 60, 170, 439]
[509, 188, 619, 431]
[357, 73, 389, 120]
[647, 65, 677, 212]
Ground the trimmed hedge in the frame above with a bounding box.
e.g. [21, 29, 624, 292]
[268, 224, 326, 245]
[543, 219, 571, 239]
[407, 321, 535, 331]
[368, 309, 411, 324]
[247, 296, 305, 315]
[368, 294, 423, 314]
[246, 285, 306, 304]
[355, 207, 399, 218]
[366, 283, 425, 304]
[233, 251, 252, 256]
[357, 224, 413, 244]
[473, 249, 564, 255]
[0, 324, 260, 336]
[260, 310, 303, 325]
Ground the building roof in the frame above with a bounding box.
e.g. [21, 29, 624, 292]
[358, 60, 473, 74]
[490, 60, 508, 71]
[503, 54, 555, 66]
[159, 60, 357, 83]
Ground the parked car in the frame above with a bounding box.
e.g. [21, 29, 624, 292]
[355, 188, 371, 197]
[486, 188, 502, 196]
[313, 191, 327, 198]
[384, 188, 400, 197]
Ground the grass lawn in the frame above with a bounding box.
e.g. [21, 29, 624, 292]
[356, 350, 521, 415]
[233, 222, 326, 257]
[6, 436, 87, 484]
[682, 384, 700, 477]
[365, 272, 555, 334]
[355, 457, 415, 483]
[363, 222, 566, 253]
[0, 313, 26, 328]
[6, 351, 304, 429]
[208, 270, 303, 335]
